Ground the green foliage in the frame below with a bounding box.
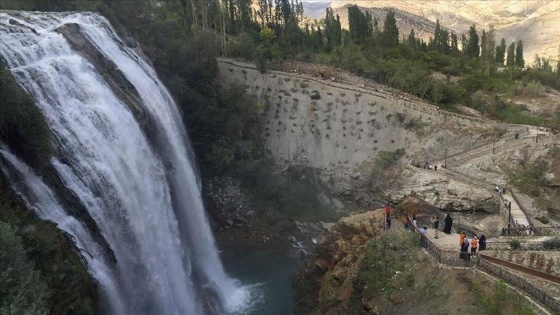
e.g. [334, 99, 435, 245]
[0, 221, 49, 315]
[510, 239, 521, 250]
[354, 231, 419, 299]
[310, 90, 321, 100]
[0, 61, 53, 170]
[0, 180, 98, 315]
[475, 280, 535, 315]
[542, 238, 560, 250]
[233, 161, 339, 221]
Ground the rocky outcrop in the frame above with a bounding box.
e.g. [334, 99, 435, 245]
[205, 177, 257, 230]
[294, 209, 385, 314]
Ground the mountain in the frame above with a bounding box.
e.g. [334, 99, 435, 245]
[301, 1, 331, 19]
[317, 0, 560, 61]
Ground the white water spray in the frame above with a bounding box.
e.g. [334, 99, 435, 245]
[0, 11, 248, 314]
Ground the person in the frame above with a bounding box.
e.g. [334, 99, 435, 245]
[420, 226, 427, 236]
[471, 236, 478, 257]
[515, 131, 519, 140]
[479, 235, 486, 251]
[385, 203, 391, 219]
[443, 213, 453, 234]
[431, 216, 440, 239]
[404, 216, 410, 231]
[461, 237, 470, 261]
[412, 213, 418, 227]
[386, 216, 392, 230]
[434, 165, 438, 171]
[459, 231, 466, 247]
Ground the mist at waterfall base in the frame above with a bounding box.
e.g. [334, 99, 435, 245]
[0, 11, 302, 314]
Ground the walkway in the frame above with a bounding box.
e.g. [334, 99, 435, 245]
[427, 128, 560, 229]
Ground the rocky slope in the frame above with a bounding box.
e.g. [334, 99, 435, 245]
[322, 0, 560, 61]
[293, 207, 542, 314]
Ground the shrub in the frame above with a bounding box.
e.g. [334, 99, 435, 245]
[310, 90, 321, 100]
[510, 239, 521, 250]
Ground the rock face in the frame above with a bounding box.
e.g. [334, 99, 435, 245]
[294, 209, 385, 314]
[205, 177, 256, 230]
[218, 59, 505, 208]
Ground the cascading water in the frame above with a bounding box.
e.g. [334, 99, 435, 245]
[0, 11, 249, 314]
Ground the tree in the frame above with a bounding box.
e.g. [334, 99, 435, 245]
[495, 38, 506, 65]
[348, 5, 372, 43]
[515, 40, 525, 67]
[382, 10, 399, 49]
[481, 26, 496, 75]
[324, 7, 341, 51]
[450, 32, 459, 53]
[507, 41, 515, 67]
[0, 222, 49, 315]
[465, 25, 479, 58]
[407, 29, 416, 48]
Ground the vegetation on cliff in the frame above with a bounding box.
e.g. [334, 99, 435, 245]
[0, 176, 98, 315]
[0, 61, 52, 170]
[296, 211, 539, 314]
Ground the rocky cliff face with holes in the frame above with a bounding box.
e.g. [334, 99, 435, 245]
[217, 59, 512, 212]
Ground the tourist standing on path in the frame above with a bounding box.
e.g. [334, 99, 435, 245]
[420, 226, 427, 236]
[461, 237, 470, 261]
[479, 235, 486, 251]
[443, 214, 453, 234]
[431, 216, 440, 239]
[412, 213, 418, 228]
[471, 236, 478, 257]
[459, 231, 466, 247]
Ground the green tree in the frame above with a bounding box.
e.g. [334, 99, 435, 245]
[382, 10, 399, 49]
[465, 25, 480, 58]
[0, 222, 49, 315]
[348, 5, 372, 43]
[507, 41, 516, 67]
[515, 40, 525, 67]
[495, 38, 506, 65]
[324, 7, 342, 51]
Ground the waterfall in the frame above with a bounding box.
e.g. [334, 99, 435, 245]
[0, 11, 247, 314]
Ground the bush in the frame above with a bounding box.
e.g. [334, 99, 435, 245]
[542, 238, 560, 250]
[510, 239, 521, 250]
[310, 90, 321, 100]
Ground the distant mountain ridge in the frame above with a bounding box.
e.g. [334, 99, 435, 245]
[306, 0, 560, 62]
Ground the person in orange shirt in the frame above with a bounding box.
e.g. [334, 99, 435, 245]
[471, 236, 478, 257]
[459, 231, 466, 248]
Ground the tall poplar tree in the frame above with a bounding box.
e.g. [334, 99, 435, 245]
[465, 25, 479, 58]
[382, 10, 399, 49]
[515, 40, 525, 67]
[495, 38, 506, 65]
[506, 41, 516, 67]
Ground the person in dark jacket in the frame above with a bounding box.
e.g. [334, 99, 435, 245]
[443, 213, 453, 234]
[479, 235, 487, 251]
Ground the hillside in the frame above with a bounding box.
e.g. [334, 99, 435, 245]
[322, 0, 560, 61]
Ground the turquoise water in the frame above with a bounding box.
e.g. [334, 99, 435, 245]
[221, 246, 304, 315]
